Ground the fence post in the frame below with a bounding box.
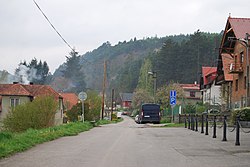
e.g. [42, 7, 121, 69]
[179, 114, 181, 124]
[222, 115, 227, 141]
[195, 114, 198, 131]
[191, 114, 195, 131]
[235, 115, 240, 146]
[184, 114, 187, 128]
[213, 115, 216, 138]
[205, 114, 209, 135]
[188, 114, 191, 129]
[201, 114, 204, 133]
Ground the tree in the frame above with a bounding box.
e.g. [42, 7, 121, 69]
[63, 49, 86, 93]
[132, 88, 154, 109]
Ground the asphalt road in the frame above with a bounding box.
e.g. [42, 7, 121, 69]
[1, 116, 250, 167]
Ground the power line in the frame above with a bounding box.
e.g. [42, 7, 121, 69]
[33, 0, 74, 52]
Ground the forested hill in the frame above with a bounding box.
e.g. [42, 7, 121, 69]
[50, 31, 222, 94]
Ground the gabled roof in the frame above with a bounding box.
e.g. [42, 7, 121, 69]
[119, 93, 133, 102]
[228, 17, 250, 39]
[0, 83, 61, 99]
[180, 84, 200, 90]
[61, 93, 78, 110]
[202, 67, 217, 85]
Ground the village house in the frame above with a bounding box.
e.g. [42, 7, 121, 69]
[0, 82, 64, 125]
[61, 93, 79, 111]
[119, 93, 133, 109]
[200, 66, 221, 106]
[180, 83, 201, 104]
[216, 16, 250, 109]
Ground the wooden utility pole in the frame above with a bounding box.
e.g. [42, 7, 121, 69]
[101, 60, 107, 119]
[111, 89, 114, 121]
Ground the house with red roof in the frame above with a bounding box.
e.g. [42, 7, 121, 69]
[216, 16, 250, 109]
[179, 83, 201, 104]
[0, 83, 64, 125]
[200, 67, 221, 105]
[61, 93, 79, 111]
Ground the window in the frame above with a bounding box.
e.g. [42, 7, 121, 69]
[190, 91, 195, 97]
[244, 76, 247, 89]
[10, 98, 20, 108]
[240, 52, 244, 64]
[235, 79, 238, 91]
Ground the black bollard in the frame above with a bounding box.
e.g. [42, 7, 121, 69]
[191, 115, 195, 131]
[222, 115, 227, 141]
[188, 114, 191, 129]
[195, 114, 198, 131]
[201, 114, 204, 133]
[235, 115, 240, 146]
[205, 114, 209, 135]
[213, 115, 216, 138]
[184, 114, 187, 128]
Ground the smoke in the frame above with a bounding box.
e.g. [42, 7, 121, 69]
[15, 65, 42, 84]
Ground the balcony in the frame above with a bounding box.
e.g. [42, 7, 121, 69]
[228, 63, 243, 74]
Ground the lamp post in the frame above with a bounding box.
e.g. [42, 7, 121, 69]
[148, 71, 157, 103]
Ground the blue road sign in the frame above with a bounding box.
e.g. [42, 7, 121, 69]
[170, 90, 176, 106]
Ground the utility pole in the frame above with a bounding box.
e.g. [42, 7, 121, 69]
[111, 89, 114, 121]
[101, 60, 107, 119]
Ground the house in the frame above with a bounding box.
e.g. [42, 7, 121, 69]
[61, 93, 79, 111]
[200, 67, 221, 105]
[0, 83, 64, 125]
[119, 93, 133, 108]
[216, 16, 250, 109]
[180, 83, 201, 104]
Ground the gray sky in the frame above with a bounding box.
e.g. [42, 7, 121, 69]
[0, 0, 249, 74]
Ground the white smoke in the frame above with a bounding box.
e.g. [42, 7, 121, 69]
[15, 65, 42, 84]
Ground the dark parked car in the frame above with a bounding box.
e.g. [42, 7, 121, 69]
[138, 103, 161, 124]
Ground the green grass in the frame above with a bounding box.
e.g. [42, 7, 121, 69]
[0, 119, 123, 159]
[163, 123, 185, 128]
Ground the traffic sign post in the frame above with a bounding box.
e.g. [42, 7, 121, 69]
[170, 90, 177, 123]
[78, 92, 87, 122]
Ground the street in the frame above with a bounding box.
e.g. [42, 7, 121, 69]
[1, 116, 250, 167]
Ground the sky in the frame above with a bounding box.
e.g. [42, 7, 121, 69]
[0, 0, 249, 74]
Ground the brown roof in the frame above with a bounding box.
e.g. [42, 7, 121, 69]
[221, 53, 234, 81]
[228, 17, 250, 39]
[61, 93, 79, 110]
[0, 83, 61, 99]
[202, 67, 217, 85]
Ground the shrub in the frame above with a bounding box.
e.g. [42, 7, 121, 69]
[230, 107, 250, 125]
[3, 96, 58, 132]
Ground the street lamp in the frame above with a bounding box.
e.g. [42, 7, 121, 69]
[148, 71, 157, 103]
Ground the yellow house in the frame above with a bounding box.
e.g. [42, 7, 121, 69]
[0, 83, 63, 125]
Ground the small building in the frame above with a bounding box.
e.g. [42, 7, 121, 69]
[119, 93, 133, 108]
[200, 67, 221, 105]
[180, 83, 201, 104]
[0, 83, 63, 125]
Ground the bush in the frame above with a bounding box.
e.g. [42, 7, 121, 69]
[3, 96, 58, 132]
[230, 107, 250, 125]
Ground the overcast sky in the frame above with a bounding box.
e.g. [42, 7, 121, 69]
[0, 0, 249, 74]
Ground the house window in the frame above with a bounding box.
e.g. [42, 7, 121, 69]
[244, 76, 247, 89]
[10, 98, 20, 108]
[240, 52, 244, 64]
[190, 91, 195, 97]
[235, 79, 238, 91]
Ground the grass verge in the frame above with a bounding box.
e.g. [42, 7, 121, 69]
[0, 118, 123, 159]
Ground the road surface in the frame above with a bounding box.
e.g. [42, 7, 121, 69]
[1, 116, 250, 167]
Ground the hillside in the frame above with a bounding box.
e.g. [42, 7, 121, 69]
[50, 32, 222, 94]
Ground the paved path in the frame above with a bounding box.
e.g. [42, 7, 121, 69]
[0, 116, 250, 167]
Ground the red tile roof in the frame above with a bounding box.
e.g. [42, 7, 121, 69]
[61, 93, 79, 110]
[0, 83, 61, 99]
[202, 67, 217, 85]
[228, 17, 250, 39]
[180, 84, 200, 90]
[221, 53, 234, 81]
